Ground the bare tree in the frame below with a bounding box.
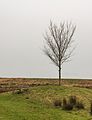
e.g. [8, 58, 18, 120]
[43, 21, 76, 85]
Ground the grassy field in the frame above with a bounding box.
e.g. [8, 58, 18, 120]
[0, 84, 92, 120]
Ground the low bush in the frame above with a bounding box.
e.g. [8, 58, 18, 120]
[53, 99, 62, 107]
[63, 103, 73, 110]
[62, 98, 73, 110]
[69, 96, 77, 106]
[75, 101, 84, 109]
[53, 96, 84, 111]
[63, 98, 67, 106]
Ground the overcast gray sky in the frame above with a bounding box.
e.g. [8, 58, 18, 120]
[0, 0, 92, 78]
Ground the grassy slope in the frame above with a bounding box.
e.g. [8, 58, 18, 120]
[0, 86, 92, 120]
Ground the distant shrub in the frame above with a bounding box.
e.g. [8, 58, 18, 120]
[45, 83, 49, 85]
[13, 88, 29, 94]
[75, 101, 84, 109]
[22, 88, 29, 93]
[37, 84, 41, 86]
[14, 89, 23, 94]
[53, 99, 62, 107]
[31, 83, 36, 86]
[25, 96, 29, 99]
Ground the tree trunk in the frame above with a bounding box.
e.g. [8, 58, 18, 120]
[58, 55, 61, 85]
[59, 67, 61, 85]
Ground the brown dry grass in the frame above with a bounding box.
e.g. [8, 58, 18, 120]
[0, 78, 92, 93]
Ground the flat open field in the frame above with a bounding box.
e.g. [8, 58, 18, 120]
[0, 78, 92, 92]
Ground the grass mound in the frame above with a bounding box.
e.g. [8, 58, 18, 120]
[0, 85, 92, 120]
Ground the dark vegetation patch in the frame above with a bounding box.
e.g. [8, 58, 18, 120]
[53, 96, 84, 111]
[53, 99, 62, 107]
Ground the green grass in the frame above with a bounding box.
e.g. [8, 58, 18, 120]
[0, 86, 92, 120]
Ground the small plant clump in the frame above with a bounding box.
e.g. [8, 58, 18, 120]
[62, 98, 73, 110]
[53, 99, 62, 107]
[69, 96, 77, 106]
[63, 103, 73, 110]
[53, 96, 84, 111]
[63, 98, 67, 106]
[75, 101, 84, 110]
